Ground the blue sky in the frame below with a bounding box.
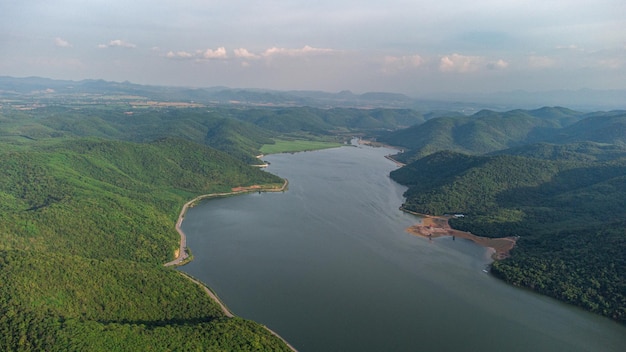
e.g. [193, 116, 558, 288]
[2, 0, 625, 95]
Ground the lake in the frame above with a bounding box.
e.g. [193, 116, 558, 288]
[180, 142, 626, 352]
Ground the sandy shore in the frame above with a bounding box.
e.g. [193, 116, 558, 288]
[405, 213, 517, 260]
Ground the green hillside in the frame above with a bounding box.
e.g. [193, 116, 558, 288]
[3, 105, 424, 163]
[0, 137, 281, 262]
[210, 107, 425, 133]
[387, 108, 626, 323]
[381, 107, 588, 163]
[0, 136, 289, 351]
[492, 141, 626, 162]
[390, 146, 626, 323]
[553, 111, 626, 145]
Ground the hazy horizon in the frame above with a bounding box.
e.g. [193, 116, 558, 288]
[2, 1, 625, 96]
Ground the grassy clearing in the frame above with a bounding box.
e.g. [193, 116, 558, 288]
[260, 139, 343, 154]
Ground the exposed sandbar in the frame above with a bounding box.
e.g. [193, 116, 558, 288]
[406, 215, 517, 260]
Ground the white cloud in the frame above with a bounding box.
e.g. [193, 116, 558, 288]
[439, 54, 509, 72]
[54, 37, 72, 48]
[160, 45, 335, 62]
[439, 53, 483, 73]
[202, 47, 228, 59]
[162, 47, 228, 60]
[528, 55, 556, 68]
[262, 45, 336, 57]
[98, 39, 137, 49]
[166, 51, 194, 59]
[234, 48, 259, 59]
[110, 39, 136, 48]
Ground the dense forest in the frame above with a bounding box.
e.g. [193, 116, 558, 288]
[0, 114, 292, 348]
[3, 105, 424, 164]
[387, 110, 626, 324]
[380, 106, 588, 163]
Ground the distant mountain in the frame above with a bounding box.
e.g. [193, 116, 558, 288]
[0, 76, 156, 96]
[551, 111, 626, 145]
[224, 107, 425, 133]
[0, 76, 420, 109]
[381, 107, 626, 163]
[3, 76, 623, 111]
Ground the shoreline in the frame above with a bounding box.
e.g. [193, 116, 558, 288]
[163, 179, 297, 351]
[356, 138, 514, 259]
[402, 209, 517, 260]
[164, 179, 288, 267]
[357, 138, 406, 167]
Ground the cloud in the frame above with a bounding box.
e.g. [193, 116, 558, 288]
[202, 47, 228, 59]
[166, 51, 194, 59]
[98, 39, 136, 49]
[528, 55, 556, 68]
[382, 54, 424, 73]
[234, 48, 259, 59]
[161, 45, 336, 63]
[262, 45, 336, 57]
[162, 47, 228, 60]
[439, 54, 508, 72]
[439, 53, 483, 73]
[54, 37, 72, 48]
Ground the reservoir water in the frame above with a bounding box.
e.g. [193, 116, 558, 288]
[180, 143, 626, 352]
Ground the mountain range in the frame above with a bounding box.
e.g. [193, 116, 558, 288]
[2, 76, 624, 111]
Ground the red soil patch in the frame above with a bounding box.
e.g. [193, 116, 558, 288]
[406, 215, 517, 260]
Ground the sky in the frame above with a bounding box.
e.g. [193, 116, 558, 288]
[1, 0, 625, 96]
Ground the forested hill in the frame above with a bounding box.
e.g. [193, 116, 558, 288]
[386, 107, 626, 324]
[0, 136, 289, 350]
[5, 105, 424, 163]
[218, 106, 425, 132]
[390, 143, 626, 323]
[380, 107, 626, 163]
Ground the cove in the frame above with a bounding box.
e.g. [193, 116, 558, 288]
[179, 143, 626, 352]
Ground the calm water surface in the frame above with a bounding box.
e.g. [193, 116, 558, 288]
[180, 143, 626, 352]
